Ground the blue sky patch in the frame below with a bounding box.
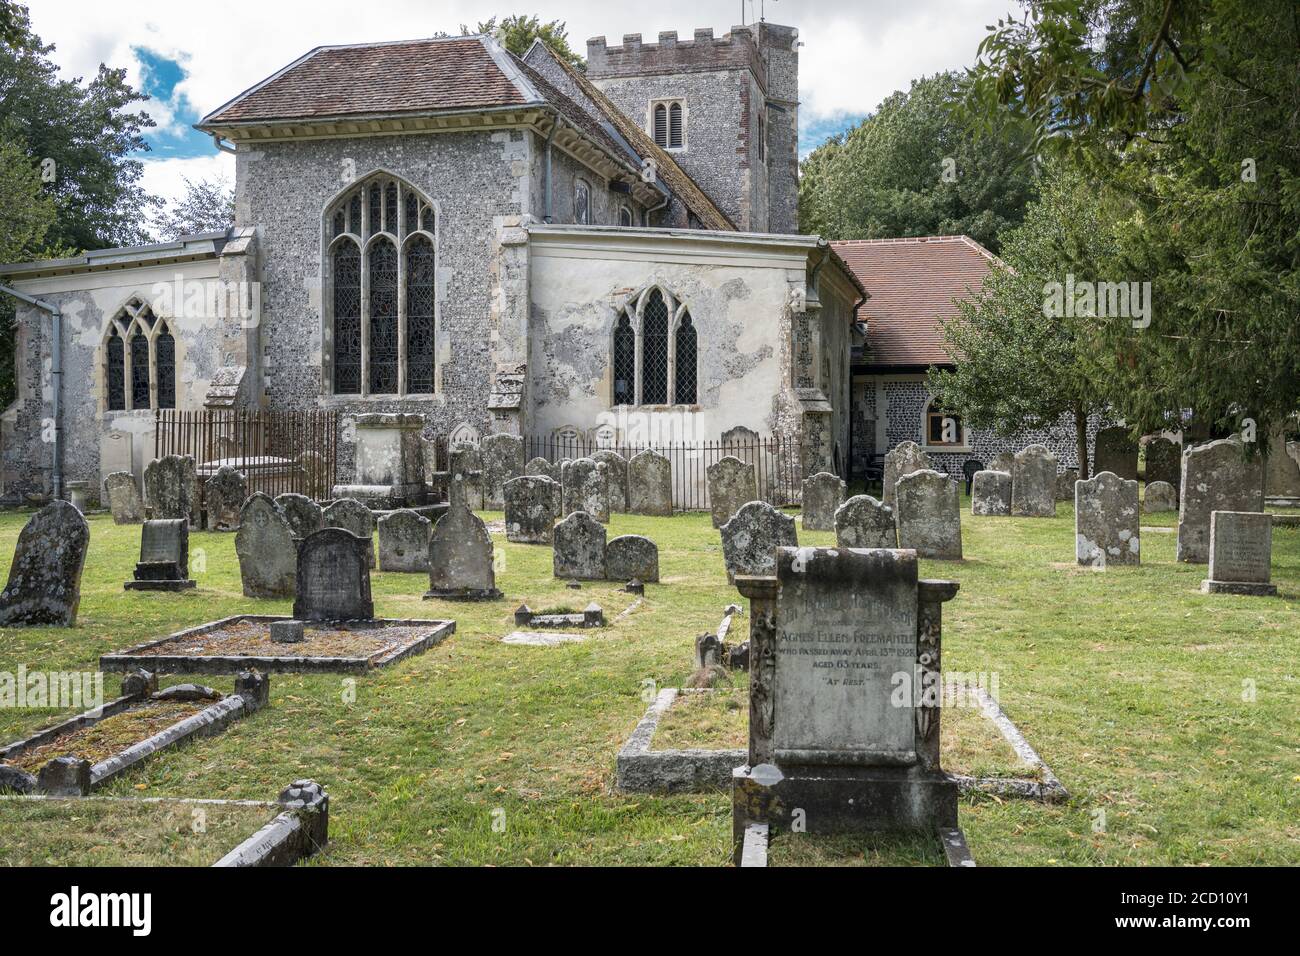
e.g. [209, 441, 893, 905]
[800, 112, 867, 159]
[133, 46, 217, 159]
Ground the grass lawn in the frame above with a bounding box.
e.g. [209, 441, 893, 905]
[0, 500, 1297, 866]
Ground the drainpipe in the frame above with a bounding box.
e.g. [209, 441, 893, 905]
[543, 112, 561, 223]
[0, 284, 63, 500]
[209, 132, 235, 155]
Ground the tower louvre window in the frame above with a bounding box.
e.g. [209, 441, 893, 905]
[668, 102, 683, 149]
[651, 101, 685, 150]
[653, 104, 668, 147]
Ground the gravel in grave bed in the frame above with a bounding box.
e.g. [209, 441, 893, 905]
[2, 700, 211, 774]
[766, 831, 948, 867]
[121, 620, 436, 661]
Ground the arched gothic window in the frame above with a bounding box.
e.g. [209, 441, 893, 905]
[155, 323, 176, 409]
[129, 327, 150, 409]
[326, 173, 437, 396]
[102, 298, 176, 412]
[618, 205, 634, 227]
[613, 314, 635, 406]
[642, 290, 669, 404]
[674, 314, 697, 405]
[574, 178, 591, 225]
[106, 328, 125, 411]
[611, 286, 699, 407]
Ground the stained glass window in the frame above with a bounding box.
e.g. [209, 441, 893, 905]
[368, 237, 399, 394]
[155, 324, 176, 409]
[613, 314, 635, 405]
[106, 328, 125, 411]
[333, 240, 361, 394]
[674, 313, 697, 404]
[333, 210, 345, 238]
[642, 290, 669, 404]
[130, 329, 150, 410]
[385, 182, 398, 234]
[575, 179, 591, 225]
[368, 183, 381, 237]
[404, 192, 418, 237]
[348, 194, 362, 235]
[421, 206, 435, 233]
[406, 235, 436, 394]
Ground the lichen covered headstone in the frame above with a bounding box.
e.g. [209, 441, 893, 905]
[552, 511, 607, 580]
[425, 503, 502, 600]
[1055, 467, 1078, 503]
[144, 454, 199, 525]
[606, 534, 659, 583]
[895, 469, 962, 559]
[525, 457, 563, 515]
[1011, 445, 1057, 518]
[378, 509, 432, 573]
[323, 498, 376, 568]
[833, 495, 896, 548]
[720, 500, 797, 582]
[707, 456, 757, 528]
[275, 493, 323, 539]
[481, 433, 524, 510]
[628, 449, 673, 516]
[801, 472, 845, 531]
[103, 472, 144, 525]
[592, 449, 629, 513]
[882, 441, 931, 507]
[204, 465, 247, 531]
[562, 458, 610, 523]
[293, 528, 374, 621]
[970, 471, 1011, 516]
[1177, 437, 1264, 563]
[504, 475, 557, 544]
[0, 501, 90, 627]
[1075, 471, 1140, 567]
[448, 444, 485, 511]
[236, 494, 296, 598]
[1143, 481, 1177, 513]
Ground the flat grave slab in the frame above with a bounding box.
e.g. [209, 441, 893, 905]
[100, 615, 455, 674]
[502, 631, 588, 647]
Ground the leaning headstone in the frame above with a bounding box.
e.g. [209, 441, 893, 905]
[204, 465, 247, 531]
[125, 519, 195, 591]
[1055, 468, 1078, 503]
[377, 509, 432, 573]
[720, 501, 797, 583]
[504, 475, 557, 544]
[292, 528, 374, 621]
[707, 456, 757, 528]
[1144, 481, 1177, 513]
[834, 495, 896, 548]
[801, 472, 845, 531]
[1144, 436, 1181, 490]
[1075, 471, 1140, 567]
[627, 449, 673, 516]
[882, 441, 931, 507]
[1177, 437, 1264, 563]
[1011, 445, 1057, 518]
[481, 433, 525, 510]
[1265, 427, 1300, 502]
[103, 472, 144, 525]
[425, 503, 503, 600]
[525, 457, 563, 514]
[606, 535, 659, 583]
[895, 469, 963, 559]
[323, 498, 376, 568]
[236, 494, 296, 598]
[144, 454, 199, 525]
[562, 458, 610, 523]
[275, 493, 323, 540]
[1201, 511, 1276, 596]
[552, 511, 607, 581]
[448, 444, 484, 511]
[592, 450, 629, 513]
[0, 502, 90, 627]
[1093, 427, 1138, 481]
[970, 471, 1012, 517]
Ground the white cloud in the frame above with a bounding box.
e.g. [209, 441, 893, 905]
[139, 153, 235, 214]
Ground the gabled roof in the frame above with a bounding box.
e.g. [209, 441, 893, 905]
[832, 236, 997, 369]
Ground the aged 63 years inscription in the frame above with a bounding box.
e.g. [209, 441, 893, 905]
[772, 547, 919, 766]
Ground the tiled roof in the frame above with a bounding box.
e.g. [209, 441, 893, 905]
[832, 236, 996, 368]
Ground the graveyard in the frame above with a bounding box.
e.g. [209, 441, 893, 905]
[0, 494, 1295, 866]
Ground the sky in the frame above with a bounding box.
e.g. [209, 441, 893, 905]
[24, 0, 1020, 212]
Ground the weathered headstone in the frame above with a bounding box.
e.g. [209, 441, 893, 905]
[895, 470, 963, 559]
[448, 444, 484, 511]
[1055, 468, 1079, 503]
[336, 412, 426, 507]
[1265, 427, 1300, 502]
[323, 498, 376, 568]
[1075, 471, 1140, 567]
[481, 433, 524, 510]
[720, 501, 797, 583]
[1011, 445, 1057, 518]
[562, 458, 610, 523]
[204, 465, 247, 531]
[275, 493, 323, 540]
[144, 454, 199, 525]
[377, 509, 432, 573]
[801, 472, 845, 531]
[525, 457, 563, 514]
[125, 518, 195, 591]
[292, 528, 374, 621]
[552, 511, 607, 581]
[627, 449, 673, 516]
[882, 441, 931, 507]
[707, 456, 757, 528]
[990, 451, 1016, 474]
[592, 450, 629, 513]
[1144, 481, 1177, 513]
[970, 471, 1011, 517]
[236, 494, 296, 598]
[1093, 427, 1138, 481]
[103, 471, 144, 525]
[1201, 511, 1276, 596]
[1177, 438, 1264, 563]
[425, 503, 503, 600]
[504, 475, 557, 544]
[833, 495, 896, 548]
[606, 535, 659, 583]
[0, 502, 90, 627]
[1144, 436, 1181, 490]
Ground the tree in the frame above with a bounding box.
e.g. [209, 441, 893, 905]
[0, 0, 28, 48]
[798, 72, 1037, 252]
[927, 164, 1121, 477]
[158, 176, 234, 240]
[458, 15, 584, 68]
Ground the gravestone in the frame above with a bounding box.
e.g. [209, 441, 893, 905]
[504, 475, 557, 544]
[731, 548, 961, 846]
[144, 454, 199, 525]
[103, 472, 144, 525]
[292, 528, 374, 621]
[323, 498, 376, 568]
[448, 444, 484, 511]
[297, 450, 331, 499]
[1075, 471, 1140, 567]
[627, 449, 673, 516]
[833, 495, 896, 549]
[481, 433, 525, 510]
[125, 519, 195, 591]
[0, 502, 90, 627]
[1055, 468, 1079, 503]
[970, 471, 1012, 517]
[235, 494, 296, 598]
[1093, 427, 1138, 481]
[204, 465, 247, 531]
[1265, 427, 1300, 502]
[606, 535, 659, 583]
[425, 503, 503, 600]
[882, 441, 931, 507]
[335, 413, 426, 508]
[552, 511, 607, 581]
[562, 458, 610, 523]
[1201, 511, 1276, 596]
[525, 457, 563, 514]
[721, 425, 760, 468]
[895, 470, 963, 560]
[1011, 445, 1057, 518]
[708, 456, 757, 528]
[990, 451, 1016, 474]
[1144, 481, 1177, 513]
[1177, 438, 1264, 563]
[1144, 436, 1181, 490]
[720, 501, 798, 583]
[275, 493, 323, 540]
[377, 509, 432, 573]
[801, 472, 845, 531]
[592, 450, 629, 513]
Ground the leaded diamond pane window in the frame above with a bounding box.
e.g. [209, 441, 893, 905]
[333, 241, 362, 394]
[368, 237, 399, 394]
[404, 192, 418, 237]
[106, 329, 125, 411]
[675, 313, 697, 405]
[642, 290, 669, 404]
[613, 315, 635, 405]
[333, 211, 345, 238]
[130, 330, 150, 409]
[155, 324, 176, 410]
[421, 206, 435, 232]
[406, 235, 436, 394]
[348, 195, 362, 235]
